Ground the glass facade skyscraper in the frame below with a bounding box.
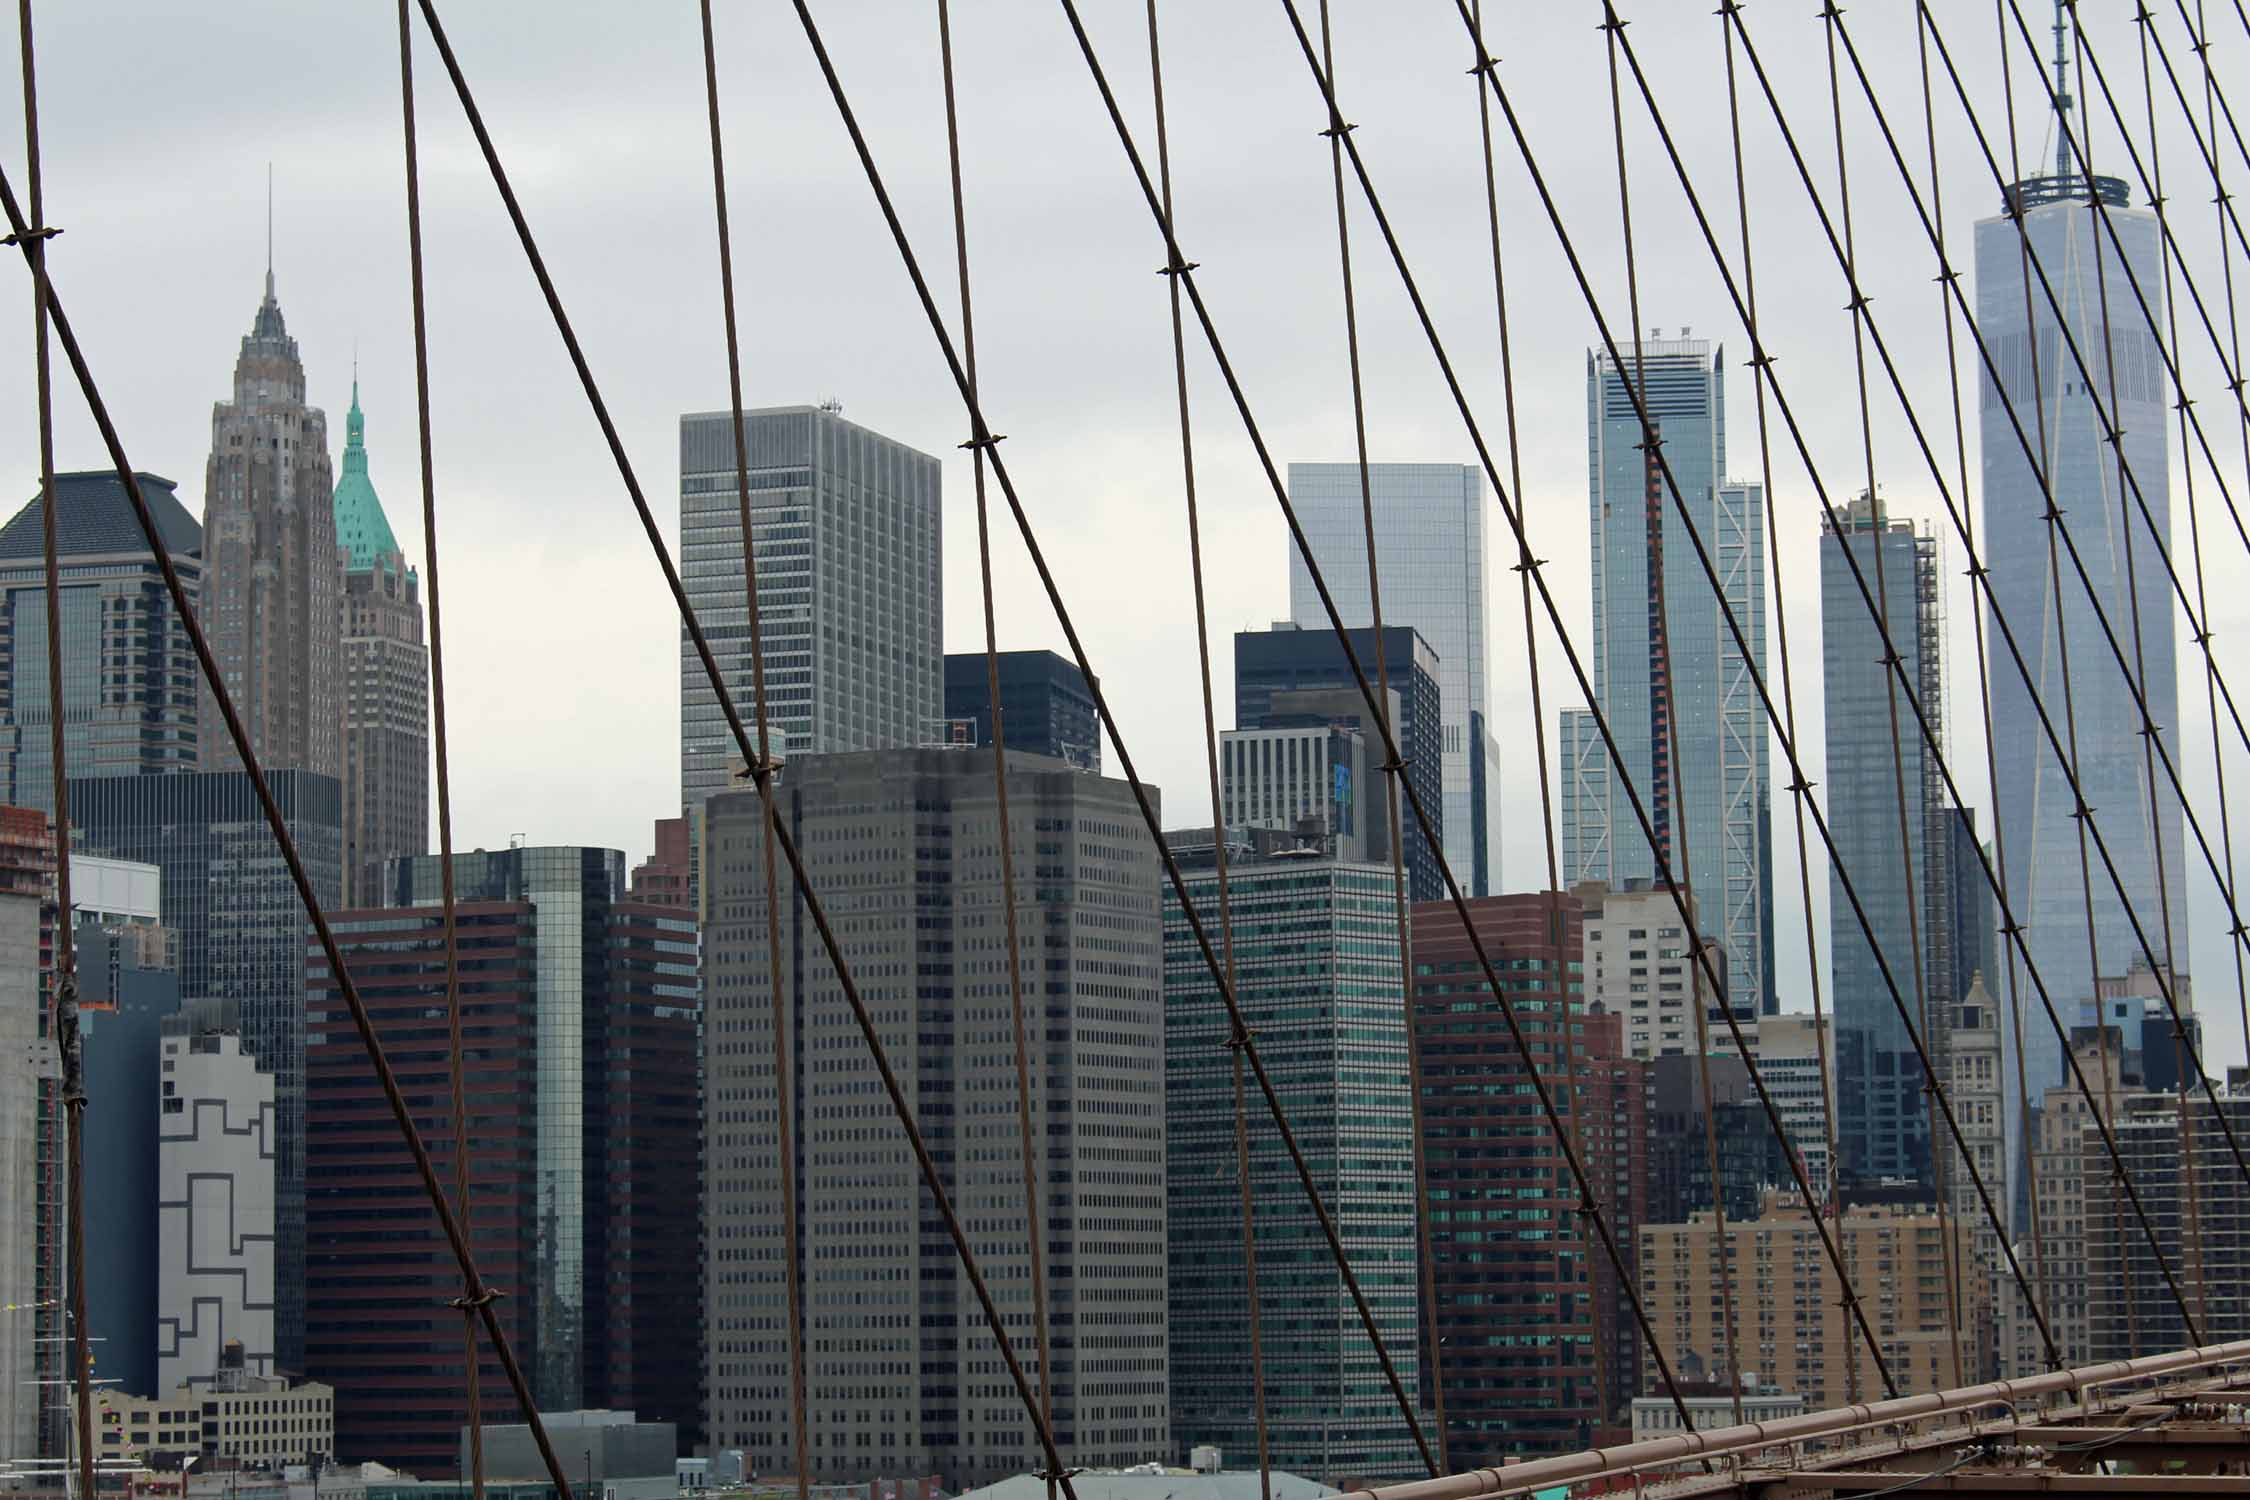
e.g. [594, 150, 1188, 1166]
[1285, 463, 1501, 895]
[0, 471, 204, 811]
[1165, 848, 1420, 1481]
[1567, 338, 1773, 1016]
[1975, 173, 2181, 1162]
[677, 405, 941, 812]
[74, 769, 343, 1373]
[940, 649, 1100, 772]
[1819, 493, 1950, 1186]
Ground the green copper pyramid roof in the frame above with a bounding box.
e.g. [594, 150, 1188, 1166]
[331, 376, 401, 573]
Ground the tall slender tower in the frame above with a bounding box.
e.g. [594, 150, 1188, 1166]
[201, 265, 343, 780]
[331, 379, 428, 906]
[1975, 9, 2180, 1196]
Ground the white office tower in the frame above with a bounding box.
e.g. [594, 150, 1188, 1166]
[1285, 462, 1502, 895]
[156, 1004, 277, 1389]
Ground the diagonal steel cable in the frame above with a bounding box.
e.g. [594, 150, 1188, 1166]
[12, 2, 91, 1489]
[1312, 0, 1451, 1466]
[393, 3, 489, 1489]
[1816, 0, 1968, 1389]
[784, 0, 1448, 1466]
[692, 3, 808, 1491]
[1139, 2, 1270, 1486]
[0, 159, 584, 1500]
[1466, 0, 1613, 1441]
[401, 1, 1084, 1487]
[1597, 2, 1747, 1421]
[931, 0, 1057, 1482]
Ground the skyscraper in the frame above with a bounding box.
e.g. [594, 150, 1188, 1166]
[1976, 98, 2181, 1162]
[1167, 842, 1420, 1480]
[200, 268, 343, 782]
[331, 381, 428, 908]
[677, 405, 941, 813]
[940, 649, 1100, 772]
[76, 769, 342, 1372]
[0, 845, 46, 1461]
[1285, 463, 1501, 894]
[702, 750, 1165, 1487]
[1234, 623, 1444, 902]
[0, 473, 204, 812]
[1819, 492, 1949, 1186]
[1568, 337, 1773, 1017]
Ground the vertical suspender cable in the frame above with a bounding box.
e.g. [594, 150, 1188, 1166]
[12, 4, 91, 1492]
[395, 3, 489, 1489]
[1313, 0, 1451, 1466]
[1138, 4, 1271, 1488]
[1598, 0, 1747, 1423]
[692, 5, 810, 1491]
[931, 1, 1058, 1483]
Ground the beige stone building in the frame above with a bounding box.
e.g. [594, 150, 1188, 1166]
[1640, 1189, 1958, 1409]
[94, 1368, 332, 1468]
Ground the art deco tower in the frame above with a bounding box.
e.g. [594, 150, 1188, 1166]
[200, 267, 343, 781]
[331, 380, 428, 906]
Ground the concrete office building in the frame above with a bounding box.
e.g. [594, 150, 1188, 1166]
[1819, 491, 1951, 1187]
[77, 858, 176, 1401]
[677, 405, 941, 812]
[1235, 624, 1444, 902]
[331, 382, 428, 907]
[200, 265, 342, 783]
[77, 769, 341, 1371]
[1566, 337, 1773, 1016]
[1219, 719, 1386, 865]
[1756, 1013, 1836, 1198]
[157, 1003, 277, 1391]
[1411, 892, 1644, 1459]
[0, 472, 203, 811]
[704, 750, 1164, 1488]
[628, 815, 693, 910]
[2087, 1091, 2250, 1360]
[1579, 879, 1735, 1061]
[1168, 843, 1419, 1481]
[941, 649, 1100, 772]
[95, 1355, 333, 1469]
[1284, 463, 1501, 894]
[1641, 1190, 1955, 1412]
[1976, 95, 2183, 1169]
[318, 850, 701, 1466]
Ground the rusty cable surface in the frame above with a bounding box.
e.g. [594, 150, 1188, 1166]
[693, 2, 810, 1491]
[394, 5, 490, 1490]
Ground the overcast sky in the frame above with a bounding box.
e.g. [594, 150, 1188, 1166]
[5, 1, 2249, 1067]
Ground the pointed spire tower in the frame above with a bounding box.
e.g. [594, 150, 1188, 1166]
[331, 374, 429, 912]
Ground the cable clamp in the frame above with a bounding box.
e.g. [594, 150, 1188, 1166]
[2069, 799, 2097, 823]
[2102, 426, 2125, 448]
[2042, 503, 2068, 522]
[1509, 554, 1547, 575]
[1466, 54, 1500, 79]
[1223, 1025, 1258, 1053]
[1933, 264, 1959, 286]
[1999, 920, 2025, 938]
[1786, 775, 1816, 796]
[733, 752, 780, 784]
[1877, 649, 1903, 670]
[959, 431, 1007, 454]
[2135, 719, 2163, 741]
[2193, 627, 2213, 648]
[1380, 756, 1406, 775]
[448, 1287, 503, 1312]
[1633, 435, 1666, 454]
[1820, 1, 1846, 20]
[1845, 290, 1872, 313]
[1, 225, 59, 248]
[1714, 0, 1743, 17]
[1156, 254, 1200, 278]
[1037, 1469, 1084, 1486]
[2230, 921, 2247, 939]
[1596, 12, 1628, 35]
[1963, 559, 1989, 580]
[1746, 349, 1777, 371]
[1318, 118, 1357, 141]
[2174, 395, 2196, 413]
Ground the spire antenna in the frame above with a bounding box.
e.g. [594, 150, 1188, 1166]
[265, 163, 275, 304]
[2052, 0, 2075, 183]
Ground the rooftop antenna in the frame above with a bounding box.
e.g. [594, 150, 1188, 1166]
[264, 163, 275, 303]
[2051, 0, 2075, 182]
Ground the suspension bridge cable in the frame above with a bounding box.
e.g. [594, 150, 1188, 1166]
[0, 160, 583, 1500]
[783, 0, 1447, 1465]
[11, 5, 92, 1493]
[1912, 1, 2250, 1205]
[1597, 1, 1749, 1423]
[1138, 3, 1271, 1488]
[401, 3, 1084, 1485]
[1465, 0, 1613, 1441]
[1818, 0, 1969, 1389]
[1721, 0, 1856, 1399]
[930, 2, 1059, 1483]
[1913, 0, 2050, 1354]
[692, 4, 809, 1490]
[394, 4, 489, 1491]
[1313, 0, 1451, 1465]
